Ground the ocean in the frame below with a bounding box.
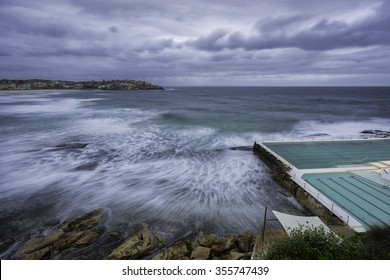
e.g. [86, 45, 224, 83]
[0, 87, 389, 258]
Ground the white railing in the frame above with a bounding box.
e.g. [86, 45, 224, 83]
[254, 140, 294, 170]
[254, 134, 389, 143]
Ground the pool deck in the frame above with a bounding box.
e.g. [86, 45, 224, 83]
[256, 138, 390, 232]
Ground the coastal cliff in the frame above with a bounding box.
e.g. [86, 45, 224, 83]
[0, 79, 164, 91]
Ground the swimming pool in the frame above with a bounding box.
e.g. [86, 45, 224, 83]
[263, 139, 390, 169]
[302, 171, 390, 228]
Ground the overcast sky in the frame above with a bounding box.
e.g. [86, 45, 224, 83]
[1, 0, 390, 86]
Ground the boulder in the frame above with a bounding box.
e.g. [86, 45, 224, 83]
[22, 247, 51, 260]
[226, 251, 245, 260]
[54, 143, 88, 149]
[152, 242, 189, 260]
[73, 162, 99, 171]
[74, 230, 99, 247]
[15, 209, 105, 259]
[108, 231, 121, 238]
[190, 246, 210, 260]
[53, 232, 85, 252]
[0, 238, 15, 254]
[107, 224, 156, 260]
[210, 236, 236, 255]
[198, 232, 219, 247]
[61, 209, 105, 232]
[237, 233, 253, 253]
[14, 231, 64, 257]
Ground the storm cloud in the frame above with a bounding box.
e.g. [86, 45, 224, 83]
[0, 0, 389, 85]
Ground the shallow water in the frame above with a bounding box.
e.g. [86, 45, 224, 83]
[0, 87, 389, 250]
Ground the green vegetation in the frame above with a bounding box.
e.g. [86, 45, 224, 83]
[263, 225, 390, 260]
[0, 79, 164, 91]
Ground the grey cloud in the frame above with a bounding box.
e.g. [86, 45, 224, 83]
[0, 0, 389, 85]
[109, 26, 119, 33]
[253, 15, 310, 33]
[134, 38, 176, 53]
[188, 29, 229, 51]
[190, 2, 390, 52]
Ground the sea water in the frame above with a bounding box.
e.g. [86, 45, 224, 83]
[0, 87, 389, 253]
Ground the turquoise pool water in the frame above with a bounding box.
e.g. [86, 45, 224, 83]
[302, 172, 390, 229]
[263, 139, 390, 169]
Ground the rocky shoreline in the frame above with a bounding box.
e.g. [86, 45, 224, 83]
[0, 79, 164, 91]
[0, 208, 255, 260]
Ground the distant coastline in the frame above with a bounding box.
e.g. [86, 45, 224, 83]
[0, 79, 164, 91]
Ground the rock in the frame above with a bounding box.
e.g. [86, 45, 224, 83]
[226, 251, 245, 260]
[156, 235, 164, 243]
[210, 236, 236, 255]
[54, 143, 88, 149]
[14, 231, 64, 257]
[61, 209, 105, 232]
[52, 230, 99, 252]
[237, 233, 253, 253]
[107, 224, 156, 260]
[361, 130, 383, 134]
[44, 219, 61, 227]
[73, 162, 99, 171]
[152, 242, 189, 260]
[198, 232, 219, 247]
[22, 247, 50, 260]
[108, 231, 121, 238]
[190, 246, 210, 260]
[74, 230, 99, 247]
[0, 238, 15, 254]
[229, 146, 252, 151]
[53, 232, 85, 252]
[360, 130, 390, 137]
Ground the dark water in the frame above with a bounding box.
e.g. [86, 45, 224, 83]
[0, 87, 389, 255]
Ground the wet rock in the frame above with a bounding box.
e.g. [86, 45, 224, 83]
[44, 219, 61, 227]
[237, 233, 253, 253]
[0, 238, 15, 254]
[74, 230, 99, 247]
[22, 246, 50, 260]
[156, 235, 164, 243]
[107, 224, 156, 260]
[61, 208, 105, 232]
[14, 231, 64, 258]
[54, 143, 88, 149]
[360, 130, 390, 137]
[210, 236, 236, 255]
[108, 231, 121, 238]
[152, 242, 189, 260]
[198, 232, 219, 247]
[53, 232, 85, 252]
[229, 146, 252, 151]
[226, 251, 245, 260]
[53, 229, 99, 253]
[73, 162, 99, 171]
[190, 246, 210, 260]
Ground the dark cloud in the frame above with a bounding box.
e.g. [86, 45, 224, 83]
[109, 26, 119, 33]
[188, 29, 229, 51]
[0, 0, 389, 85]
[191, 2, 390, 52]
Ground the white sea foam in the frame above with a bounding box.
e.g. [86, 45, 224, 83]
[1, 98, 83, 114]
[72, 118, 132, 135]
[289, 118, 390, 138]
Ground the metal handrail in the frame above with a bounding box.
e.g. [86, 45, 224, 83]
[255, 134, 389, 144]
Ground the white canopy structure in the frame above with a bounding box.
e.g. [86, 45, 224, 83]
[272, 210, 334, 236]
